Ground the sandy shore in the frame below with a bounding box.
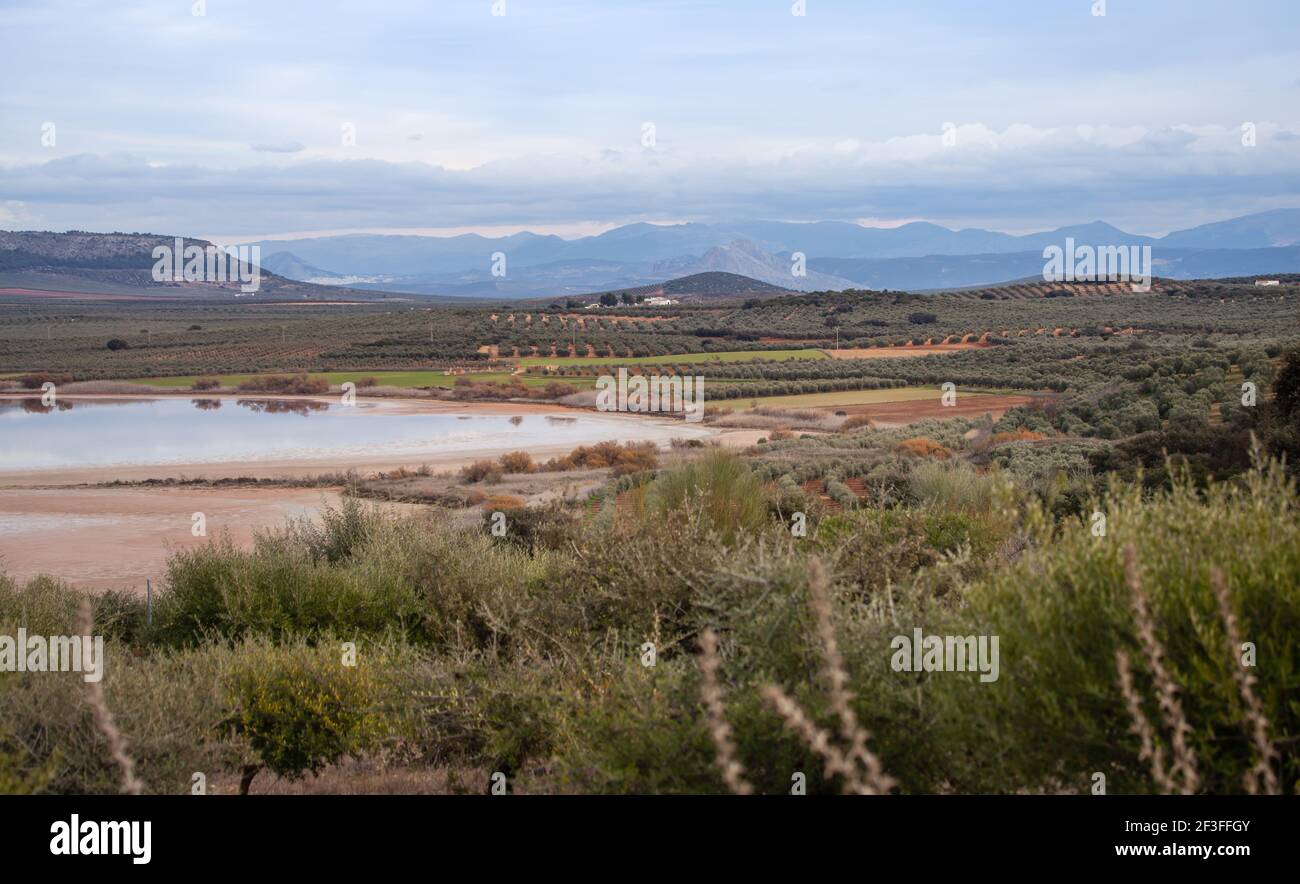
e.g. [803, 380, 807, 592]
[0, 485, 395, 591]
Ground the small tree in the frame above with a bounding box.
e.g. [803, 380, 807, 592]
[224, 645, 388, 794]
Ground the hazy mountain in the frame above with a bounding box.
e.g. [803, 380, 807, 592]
[259, 251, 349, 282]
[1159, 208, 1300, 249]
[649, 239, 857, 291]
[237, 210, 1298, 287]
[814, 245, 1300, 290]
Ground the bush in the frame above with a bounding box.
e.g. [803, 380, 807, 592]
[191, 377, 221, 391]
[223, 640, 392, 793]
[460, 460, 499, 483]
[907, 461, 1006, 514]
[498, 451, 535, 474]
[235, 374, 329, 395]
[894, 437, 951, 459]
[643, 451, 769, 544]
[106, 339, 129, 351]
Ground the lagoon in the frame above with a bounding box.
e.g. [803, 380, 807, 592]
[0, 396, 703, 473]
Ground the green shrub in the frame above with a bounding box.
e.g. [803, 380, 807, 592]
[223, 640, 392, 792]
[643, 451, 769, 544]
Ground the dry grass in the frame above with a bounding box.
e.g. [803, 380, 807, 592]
[708, 405, 843, 432]
[214, 759, 492, 794]
[696, 629, 753, 795]
[76, 601, 142, 795]
[480, 494, 526, 511]
[696, 558, 898, 795]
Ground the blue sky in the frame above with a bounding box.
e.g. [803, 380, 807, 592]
[1, 0, 1298, 239]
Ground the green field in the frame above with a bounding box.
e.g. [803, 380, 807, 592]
[517, 348, 828, 368]
[136, 370, 598, 390]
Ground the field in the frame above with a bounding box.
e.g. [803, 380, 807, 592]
[706, 385, 1037, 425]
[133, 370, 598, 390]
[708, 386, 944, 410]
[3, 275, 1299, 797]
[823, 343, 988, 359]
[516, 348, 829, 367]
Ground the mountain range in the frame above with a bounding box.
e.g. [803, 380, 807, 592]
[242, 209, 1300, 297]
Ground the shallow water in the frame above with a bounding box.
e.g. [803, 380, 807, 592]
[0, 397, 687, 472]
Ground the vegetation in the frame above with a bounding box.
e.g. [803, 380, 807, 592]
[1, 276, 1298, 795]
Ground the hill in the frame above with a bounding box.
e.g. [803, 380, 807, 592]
[0, 231, 411, 301]
[579, 271, 794, 304]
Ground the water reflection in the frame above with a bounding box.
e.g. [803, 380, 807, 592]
[236, 399, 328, 416]
[192, 398, 222, 411]
[0, 398, 76, 414]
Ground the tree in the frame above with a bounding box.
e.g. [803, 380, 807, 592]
[106, 338, 129, 350]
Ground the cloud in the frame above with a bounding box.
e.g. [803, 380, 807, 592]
[3, 121, 1299, 236]
[251, 141, 305, 153]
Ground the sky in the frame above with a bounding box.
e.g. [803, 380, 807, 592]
[1, 0, 1298, 240]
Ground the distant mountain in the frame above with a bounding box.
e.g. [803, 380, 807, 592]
[813, 245, 1300, 290]
[1159, 209, 1300, 249]
[650, 240, 857, 291]
[259, 251, 349, 282]
[233, 209, 1300, 297]
[311, 239, 854, 298]
[0, 231, 409, 301]
[9, 209, 1300, 301]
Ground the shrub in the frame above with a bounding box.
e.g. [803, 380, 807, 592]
[105, 339, 129, 351]
[989, 427, 1045, 445]
[235, 374, 329, 395]
[223, 640, 392, 793]
[460, 460, 499, 483]
[480, 494, 526, 511]
[498, 451, 536, 474]
[894, 437, 952, 459]
[907, 461, 1006, 514]
[643, 451, 769, 544]
[191, 377, 221, 391]
[17, 371, 73, 389]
